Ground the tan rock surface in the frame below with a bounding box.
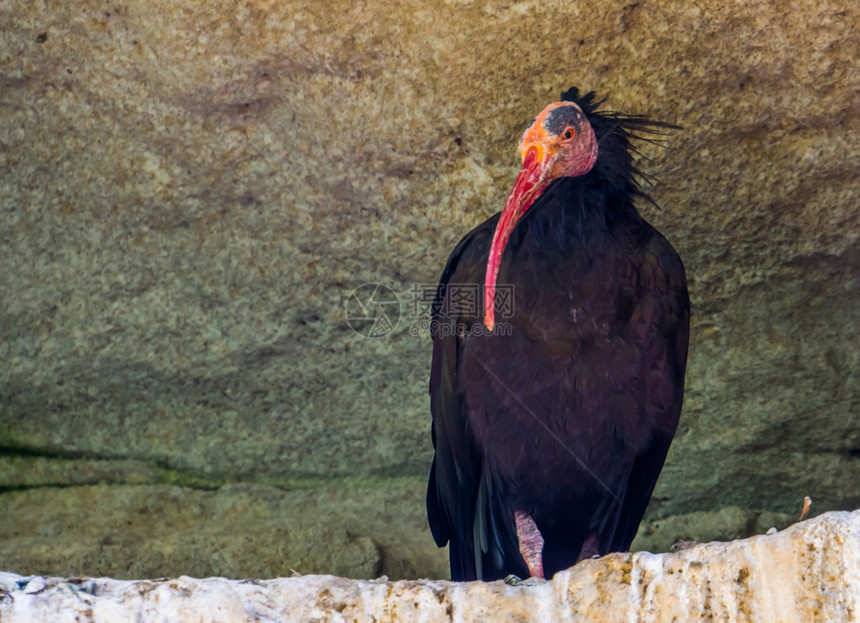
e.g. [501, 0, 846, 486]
[0, 481, 449, 581]
[0, 481, 794, 582]
[2, 510, 859, 622]
[1, 0, 859, 578]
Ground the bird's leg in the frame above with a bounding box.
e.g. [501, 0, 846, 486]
[515, 510, 544, 579]
[576, 531, 601, 563]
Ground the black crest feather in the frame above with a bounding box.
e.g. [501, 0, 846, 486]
[560, 87, 680, 210]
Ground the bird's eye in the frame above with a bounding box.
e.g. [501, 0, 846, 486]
[562, 128, 575, 140]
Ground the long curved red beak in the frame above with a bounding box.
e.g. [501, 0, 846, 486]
[484, 146, 548, 331]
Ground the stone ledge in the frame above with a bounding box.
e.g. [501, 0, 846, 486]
[1, 510, 858, 622]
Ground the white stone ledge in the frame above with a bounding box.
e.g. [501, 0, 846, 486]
[1, 510, 858, 622]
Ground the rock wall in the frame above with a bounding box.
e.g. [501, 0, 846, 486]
[1, 0, 859, 579]
[2, 511, 859, 622]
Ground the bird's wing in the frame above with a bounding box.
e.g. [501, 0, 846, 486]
[595, 227, 691, 553]
[426, 214, 523, 580]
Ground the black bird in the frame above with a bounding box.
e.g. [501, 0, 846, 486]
[426, 88, 690, 581]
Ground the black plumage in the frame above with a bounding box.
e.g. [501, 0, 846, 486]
[426, 88, 690, 581]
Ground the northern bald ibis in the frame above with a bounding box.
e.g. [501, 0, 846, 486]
[426, 88, 690, 581]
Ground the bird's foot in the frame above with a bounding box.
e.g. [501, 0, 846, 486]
[799, 496, 812, 521]
[504, 574, 523, 586]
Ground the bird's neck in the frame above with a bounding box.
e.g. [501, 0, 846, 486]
[529, 178, 640, 247]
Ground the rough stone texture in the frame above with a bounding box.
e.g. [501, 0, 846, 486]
[1, 0, 859, 579]
[0, 481, 449, 581]
[2, 510, 860, 622]
[0, 480, 795, 582]
[630, 506, 797, 555]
